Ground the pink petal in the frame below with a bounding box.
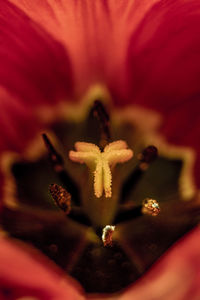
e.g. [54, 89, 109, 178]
[118, 227, 200, 300]
[9, 0, 160, 97]
[0, 237, 85, 300]
[0, 1, 73, 108]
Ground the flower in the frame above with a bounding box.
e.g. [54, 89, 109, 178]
[0, 0, 200, 299]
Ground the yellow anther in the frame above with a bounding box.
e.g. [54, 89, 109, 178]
[142, 198, 160, 216]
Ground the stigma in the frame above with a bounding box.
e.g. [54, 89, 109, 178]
[69, 140, 133, 198]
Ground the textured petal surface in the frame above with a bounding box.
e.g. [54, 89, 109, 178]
[0, 1, 73, 108]
[9, 0, 160, 97]
[118, 227, 200, 300]
[0, 237, 85, 300]
[126, 0, 200, 187]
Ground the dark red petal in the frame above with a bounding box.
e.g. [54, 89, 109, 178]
[126, 0, 200, 107]
[0, 237, 85, 299]
[0, 1, 74, 107]
[126, 0, 200, 187]
[160, 98, 200, 187]
[0, 88, 41, 153]
[118, 227, 200, 300]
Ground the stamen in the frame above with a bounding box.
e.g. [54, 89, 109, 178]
[121, 145, 158, 201]
[49, 184, 71, 215]
[42, 133, 64, 172]
[92, 100, 111, 148]
[69, 141, 133, 198]
[114, 205, 142, 223]
[142, 198, 160, 216]
[42, 133, 80, 204]
[138, 145, 158, 171]
[102, 225, 115, 247]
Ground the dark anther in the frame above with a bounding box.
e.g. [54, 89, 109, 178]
[92, 100, 111, 148]
[42, 133, 64, 169]
[138, 145, 158, 164]
[49, 184, 71, 215]
[42, 134, 80, 204]
[121, 146, 158, 202]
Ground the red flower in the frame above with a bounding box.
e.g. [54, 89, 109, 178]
[0, 0, 200, 299]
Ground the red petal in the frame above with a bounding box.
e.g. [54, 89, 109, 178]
[9, 0, 115, 95]
[0, 88, 41, 153]
[126, 0, 200, 187]
[126, 0, 200, 107]
[119, 227, 200, 300]
[0, 237, 85, 299]
[9, 0, 160, 97]
[0, 1, 73, 107]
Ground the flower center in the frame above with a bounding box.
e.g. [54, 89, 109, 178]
[69, 140, 133, 198]
[1, 86, 198, 294]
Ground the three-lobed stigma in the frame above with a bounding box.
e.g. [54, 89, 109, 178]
[69, 140, 133, 198]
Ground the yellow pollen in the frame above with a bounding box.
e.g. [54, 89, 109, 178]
[69, 140, 133, 198]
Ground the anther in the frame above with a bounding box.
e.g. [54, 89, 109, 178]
[42, 133, 64, 172]
[102, 225, 115, 247]
[49, 184, 71, 215]
[92, 100, 111, 148]
[42, 133, 80, 204]
[142, 198, 160, 216]
[121, 145, 158, 201]
[138, 145, 158, 170]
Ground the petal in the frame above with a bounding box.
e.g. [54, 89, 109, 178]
[126, 0, 200, 187]
[9, 0, 160, 97]
[126, 0, 200, 107]
[0, 1, 73, 107]
[0, 237, 85, 300]
[0, 88, 40, 153]
[119, 227, 200, 300]
[8, 0, 115, 95]
[160, 98, 200, 188]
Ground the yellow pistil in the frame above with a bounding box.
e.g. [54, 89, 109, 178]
[69, 140, 133, 198]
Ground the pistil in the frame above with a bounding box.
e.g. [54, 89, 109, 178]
[69, 141, 133, 198]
